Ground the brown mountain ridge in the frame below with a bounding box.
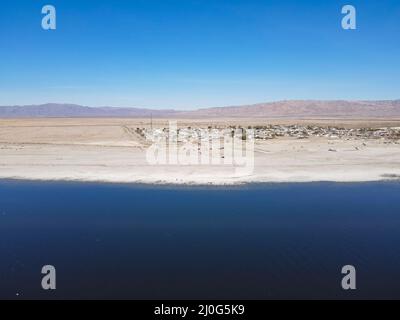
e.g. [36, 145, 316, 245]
[1, 100, 400, 118]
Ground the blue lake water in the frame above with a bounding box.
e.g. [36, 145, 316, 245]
[0, 180, 400, 299]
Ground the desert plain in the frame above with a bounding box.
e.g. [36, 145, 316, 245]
[0, 117, 399, 185]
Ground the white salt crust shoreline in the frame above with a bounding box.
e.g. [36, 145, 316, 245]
[0, 141, 399, 185]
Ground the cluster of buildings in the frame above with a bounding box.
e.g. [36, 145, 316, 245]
[137, 127, 245, 143]
[251, 125, 400, 141]
[135, 125, 400, 143]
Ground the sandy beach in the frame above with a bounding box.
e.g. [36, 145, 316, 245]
[0, 118, 399, 185]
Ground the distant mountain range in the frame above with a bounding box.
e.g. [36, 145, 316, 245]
[0, 104, 178, 118]
[1, 100, 400, 118]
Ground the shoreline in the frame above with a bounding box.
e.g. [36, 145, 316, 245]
[1, 177, 400, 194]
[1, 173, 400, 187]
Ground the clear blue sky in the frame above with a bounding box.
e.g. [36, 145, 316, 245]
[0, 0, 399, 109]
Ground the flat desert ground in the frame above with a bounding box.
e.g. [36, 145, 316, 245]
[0, 118, 400, 184]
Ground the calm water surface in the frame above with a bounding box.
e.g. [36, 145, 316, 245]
[0, 181, 400, 299]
